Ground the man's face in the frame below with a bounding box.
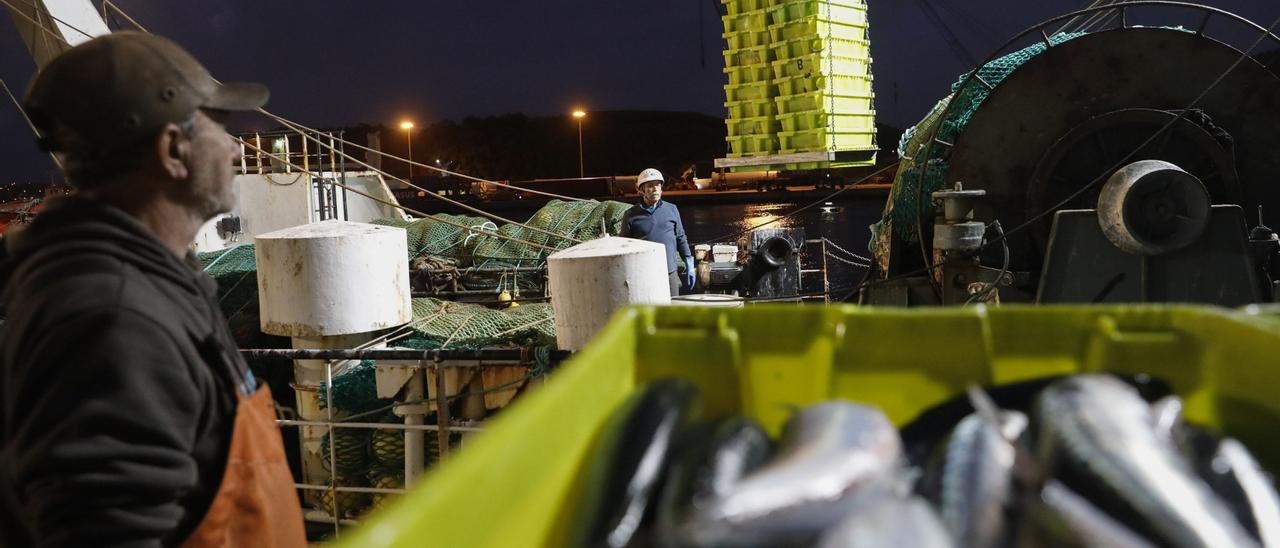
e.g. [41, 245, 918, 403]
[640, 181, 662, 206]
[178, 109, 239, 220]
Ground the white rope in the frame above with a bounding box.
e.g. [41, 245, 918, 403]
[258, 111, 591, 203]
[237, 139, 563, 252]
[0, 77, 63, 170]
[99, 0, 590, 204]
[265, 115, 584, 245]
[11, 0, 588, 246]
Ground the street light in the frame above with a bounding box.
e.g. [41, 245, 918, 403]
[572, 110, 586, 178]
[400, 120, 415, 178]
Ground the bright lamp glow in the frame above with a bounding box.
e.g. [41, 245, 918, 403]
[400, 121, 414, 130]
[572, 110, 586, 119]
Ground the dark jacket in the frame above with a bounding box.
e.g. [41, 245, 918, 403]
[620, 200, 692, 272]
[0, 197, 253, 547]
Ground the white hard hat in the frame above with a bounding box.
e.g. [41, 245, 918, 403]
[637, 168, 664, 189]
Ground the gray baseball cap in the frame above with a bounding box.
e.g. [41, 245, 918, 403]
[24, 31, 268, 153]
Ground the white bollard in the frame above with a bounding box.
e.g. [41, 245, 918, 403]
[548, 236, 670, 351]
[254, 220, 413, 506]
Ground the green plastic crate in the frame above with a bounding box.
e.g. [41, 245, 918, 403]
[724, 80, 775, 102]
[778, 109, 875, 132]
[340, 305, 1280, 548]
[723, 0, 769, 16]
[768, 17, 867, 43]
[725, 99, 777, 118]
[767, 0, 868, 26]
[774, 90, 874, 115]
[770, 36, 870, 62]
[722, 44, 772, 67]
[723, 62, 772, 85]
[771, 53, 871, 79]
[779, 127, 876, 151]
[775, 73, 873, 96]
[726, 115, 778, 137]
[722, 9, 770, 33]
[723, 28, 771, 49]
[726, 133, 778, 156]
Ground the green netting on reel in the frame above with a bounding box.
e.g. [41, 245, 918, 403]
[872, 32, 1086, 249]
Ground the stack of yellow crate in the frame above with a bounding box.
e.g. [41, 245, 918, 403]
[722, 0, 778, 159]
[723, 0, 877, 170]
[768, 0, 876, 166]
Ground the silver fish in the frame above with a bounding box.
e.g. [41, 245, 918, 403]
[1029, 479, 1156, 548]
[1036, 374, 1258, 548]
[939, 410, 1028, 548]
[817, 495, 954, 548]
[1209, 439, 1280, 548]
[682, 402, 903, 547]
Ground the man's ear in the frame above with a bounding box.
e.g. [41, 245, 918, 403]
[155, 123, 190, 180]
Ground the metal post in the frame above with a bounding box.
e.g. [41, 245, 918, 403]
[405, 128, 414, 180]
[255, 133, 264, 175]
[577, 118, 584, 178]
[403, 369, 425, 483]
[434, 360, 452, 461]
[821, 239, 831, 304]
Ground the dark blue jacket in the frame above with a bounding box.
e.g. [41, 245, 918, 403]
[620, 200, 692, 273]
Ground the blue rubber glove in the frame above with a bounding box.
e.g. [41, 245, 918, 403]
[684, 256, 696, 289]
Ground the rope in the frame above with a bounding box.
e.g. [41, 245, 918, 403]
[824, 251, 870, 268]
[14, 0, 588, 246]
[99, 0, 588, 203]
[1, 0, 95, 40]
[256, 111, 591, 203]
[693, 161, 900, 246]
[262, 116, 585, 246]
[237, 139, 563, 252]
[822, 238, 872, 263]
[0, 77, 62, 170]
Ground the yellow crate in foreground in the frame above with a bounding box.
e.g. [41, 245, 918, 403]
[340, 305, 1280, 548]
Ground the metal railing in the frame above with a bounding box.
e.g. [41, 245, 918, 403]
[243, 346, 563, 538]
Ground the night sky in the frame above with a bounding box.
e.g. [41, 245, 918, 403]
[1, 0, 1276, 184]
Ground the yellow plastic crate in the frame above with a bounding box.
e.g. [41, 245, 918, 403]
[774, 90, 874, 115]
[723, 0, 769, 16]
[767, 0, 868, 26]
[768, 17, 867, 43]
[723, 29, 771, 49]
[722, 9, 770, 32]
[770, 36, 870, 62]
[722, 44, 771, 67]
[724, 81, 775, 102]
[726, 133, 778, 156]
[779, 127, 876, 151]
[777, 109, 875, 132]
[775, 73, 873, 96]
[725, 99, 777, 118]
[726, 115, 778, 137]
[723, 62, 772, 85]
[771, 53, 871, 79]
[341, 305, 1280, 548]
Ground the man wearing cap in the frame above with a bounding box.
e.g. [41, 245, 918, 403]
[0, 32, 304, 547]
[620, 168, 695, 296]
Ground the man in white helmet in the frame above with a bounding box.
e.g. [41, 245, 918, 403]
[620, 168, 694, 295]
